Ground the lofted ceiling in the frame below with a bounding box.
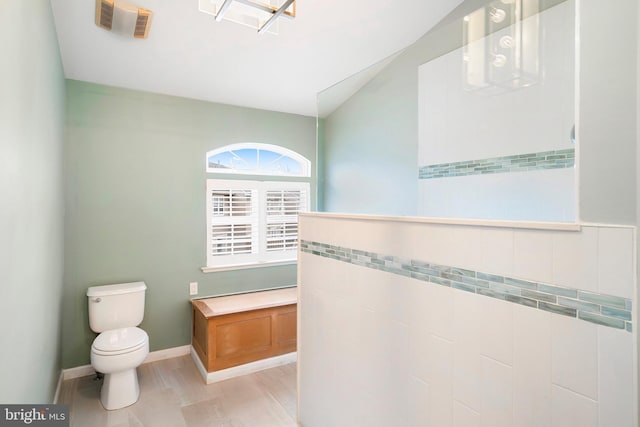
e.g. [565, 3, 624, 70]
[50, 0, 463, 117]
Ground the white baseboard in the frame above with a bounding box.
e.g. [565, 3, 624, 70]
[62, 364, 96, 381]
[52, 371, 63, 404]
[143, 345, 191, 364]
[61, 344, 192, 381]
[190, 346, 297, 384]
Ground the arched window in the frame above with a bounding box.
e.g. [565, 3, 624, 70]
[203, 143, 311, 272]
[206, 143, 310, 177]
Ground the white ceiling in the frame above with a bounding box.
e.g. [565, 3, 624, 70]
[51, 0, 462, 117]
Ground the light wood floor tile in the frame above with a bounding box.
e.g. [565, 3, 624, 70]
[254, 363, 297, 419]
[180, 398, 242, 427]
[58, 356, 299, 427]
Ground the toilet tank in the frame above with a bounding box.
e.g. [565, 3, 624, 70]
[87, 282, 147, 333]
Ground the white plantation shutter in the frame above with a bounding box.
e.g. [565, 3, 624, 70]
[206, 179, 309, 269]
[209, 189, 258, 256]
[264, 186, 308, 252]
[206, 180, 260, 267]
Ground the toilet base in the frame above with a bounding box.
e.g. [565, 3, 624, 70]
[100, 368, 140, 410]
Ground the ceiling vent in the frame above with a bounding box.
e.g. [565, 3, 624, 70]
[95, 0, 153, 39]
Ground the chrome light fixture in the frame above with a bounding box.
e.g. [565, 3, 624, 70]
[199, 0, 296, 35]
[463, 0, 541, 93]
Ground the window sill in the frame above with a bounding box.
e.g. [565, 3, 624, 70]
[201, 260, 297, 273]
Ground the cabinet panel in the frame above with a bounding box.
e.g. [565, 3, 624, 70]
[215, 315, 272, 358]
[276, 309, 297, 352]
[192, 300, 297, 373]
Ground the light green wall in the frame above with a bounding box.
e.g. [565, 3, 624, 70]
[0, 0, 66, 402]
[63, 80, 316, 368]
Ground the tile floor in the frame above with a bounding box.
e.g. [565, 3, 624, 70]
[57, 356, 298, 427]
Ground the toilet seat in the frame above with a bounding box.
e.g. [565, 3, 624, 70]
[92, 327, 148, 356]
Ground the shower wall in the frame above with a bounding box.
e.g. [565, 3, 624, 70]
[418, 1, 575, 221]
[298, 213, 636, 427]
[321, 0, 638, 225]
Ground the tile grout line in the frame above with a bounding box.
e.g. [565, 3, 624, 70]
[552, 382, 599, 404]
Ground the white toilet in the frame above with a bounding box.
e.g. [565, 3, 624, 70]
[87, 281, 149, 410]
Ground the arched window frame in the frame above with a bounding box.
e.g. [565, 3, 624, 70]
[203, 143, 311, 272]
[206, 143, 311, 177]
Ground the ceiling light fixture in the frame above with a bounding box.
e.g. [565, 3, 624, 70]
[199, 0, 296, 35]
[463, 0, 541, 94]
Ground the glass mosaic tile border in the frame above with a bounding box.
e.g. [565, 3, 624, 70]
[418, 148, 575, 179]
[300, 240, 632, 332]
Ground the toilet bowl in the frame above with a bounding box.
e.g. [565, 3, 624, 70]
[87, 282, 148, 410]
[90, 327, 149, 410]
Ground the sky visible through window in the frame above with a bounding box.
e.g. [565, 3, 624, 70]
[207, 146, 305, 176]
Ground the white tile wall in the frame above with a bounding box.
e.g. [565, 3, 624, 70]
[480, 356, 513, 427]
[597, 326, 635, 427]
[418, 169, 576, 223]
[408, 281, 432, 383]
[416, 224, 454, 266]
[481, 227, 514, 276]
[551, 386, 598, 427]
[453, 401, 481, 427]
[453, 348, 483, 414]
[453, 291, 484, 412]
[408, 376, 430, 426]
[597, 227, 635, 299]
[513, 230, 554, 283]
[360, 268, 410, 325]
[417, 0, 576, 224]
[427, 281, 455, 340]
[429, 335, 454, 426]
[476, 296, 513, 366]
[445, 227, 485, 271]
[512, 305, 552, 427]
[298, 215, 636, 427]
[551, 315, 598, 400]
[552, 225, 598, 292]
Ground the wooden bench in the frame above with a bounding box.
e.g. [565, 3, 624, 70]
[191, 287, 297, 377]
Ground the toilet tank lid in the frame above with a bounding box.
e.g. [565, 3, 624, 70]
[87, 281, 147, 297]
